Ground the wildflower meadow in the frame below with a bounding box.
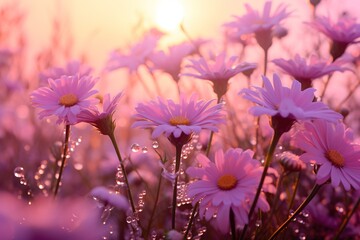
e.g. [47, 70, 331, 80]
[1, 0, 360, 239]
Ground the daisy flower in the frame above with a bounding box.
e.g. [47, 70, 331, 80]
[186, 148, 271, 233]
[132, 94, 224, 146]
[240, 74, 342, 133]
[182, 52, 257, 99]
[224, 1, 290, 50]
[77, 92, 123, 136]
[309, 15, 360, 60]
[272, 54, 346, 89]
[293, 120, 360, 190]
[30, 75, 99, 125]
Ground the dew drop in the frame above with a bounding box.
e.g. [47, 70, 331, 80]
[142, 147, 148, 153]
[255, 220, 262, 227]
[126, 216, 132, 223]
[14, 167, 25, 178]
[299, 233, 306, 240]
[131, 143, 140, 153]
[335, 203, 345, 215]
[152, 141, 159, 149]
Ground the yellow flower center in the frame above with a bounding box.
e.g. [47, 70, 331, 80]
[59, 93, 78, 107]
[217, 174, 237, 190]
[325, 149, 345, 168]
[169, 116, 190, 126]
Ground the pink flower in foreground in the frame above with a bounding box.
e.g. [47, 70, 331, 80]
[132, 95, 224, 146]
[182, 52, 257, 98]
[293, 120, 360, 190]
[240, 74, 342, 133]
[186, 148, 271, 233]
[224, 1, 290, 50]
[78, 92, 123, 135]
[31, 75, 99, 125]
[272, 54, 346, 89]
[309, 16, 360, 60]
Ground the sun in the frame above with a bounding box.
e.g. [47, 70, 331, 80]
[155, 0, 184, 32]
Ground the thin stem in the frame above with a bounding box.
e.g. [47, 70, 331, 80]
[287, 171, 301, 215]
[263, 48, 269, 77]
[205, 97, 222, 156]
[230, 208, 237, 240]
[240, 130, 282, 240]
[172, 144, 183, 229]
[109, 132, 136, 213]
[334, 197, 360, 239]
[320, 74, 333, 99]
[53, 124, 70, 198]
[184, 202, 199, 239]
[146, 170, 163, 238]
[269, 184, 323, 240]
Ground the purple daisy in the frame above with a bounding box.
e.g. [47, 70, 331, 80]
[182, 52, 257, 99]
[186, 148, 271, 233]
[77, 92, 123, 135]
[224, 1, 290, 50]
[309, 15, 360, 60]
[30, 75, 99, 125]
[240, 74, 342, 133]
[132, 94, 224, 145]
[293, 120, 360, 190]
[272, 54, 346, 89]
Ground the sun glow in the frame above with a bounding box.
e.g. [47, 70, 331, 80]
[155, 0, 184, 32]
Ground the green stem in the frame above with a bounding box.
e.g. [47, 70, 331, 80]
[172, 144, 183, 229]
[230, 208, 237, 240]
[269, 184, 323, 240]
[240, 130, 282, 240]
[183, 202, 199, 239]
[287, 171, 301, 215]
[146, 170, 163, 237]
[109, 132, 136, 213]
[53, 124, 70, 198]
[334, 197, 360, 239]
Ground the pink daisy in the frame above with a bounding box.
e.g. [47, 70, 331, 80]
[132, 94, 224, 146]
[293, 120, 360, 190]
[240, 74, 342, 133]
[147, 42, 195, 82]
[224, 1, 290, 50]
[309, 15, 360, 60]
[182, 52, 257, 98]
[272, 54, 346, 89]
[77, 92, 123, 135]
[30, 75, 99, 125]
[186, 148, 271, 233]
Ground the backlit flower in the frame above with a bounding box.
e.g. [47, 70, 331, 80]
[132, 94, 224, 146]
[30, 75, 99, 125]
[224, 1, 290, 50]
[182, 52, 257, 99]
[77, 92, 123, 135]
[309, 15, 360, 60]
[272, 54, 346, 89]
[240, 74, 342, 133]
[293, 120, 360, 190]
[186, 148, 271, 233]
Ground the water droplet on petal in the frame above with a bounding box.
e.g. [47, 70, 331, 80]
[142, 146, 148, 153]
[152, 141, 159, 149]
[131, 143, 140, 152]
[14, 167, 25, 178]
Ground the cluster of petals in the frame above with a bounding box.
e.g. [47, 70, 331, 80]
[272, 54, 346, 83]
[293, 120, 360, 190]
[132, 94, 225, 139]
[310, 15, 360, 44]
[223, 1, 290, 37]
[239, 74, 343, 122]
[186, 148, 272, 233]
[30, 75, 99, 125]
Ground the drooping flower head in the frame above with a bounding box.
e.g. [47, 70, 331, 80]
[272, 54, 346, 89]
[224, 1, 290, 50]
[182, 52, 257, 99]
[77, 92, 123, 136]
[30, 75, 99, 125]
[132, 94, 224, 147]
[309, 15, 360, 60]
[240, 74, 342, 134]
[186, 148, 272, 233]
[147, 42, 195, 82]
[293, 120, 360, 190]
